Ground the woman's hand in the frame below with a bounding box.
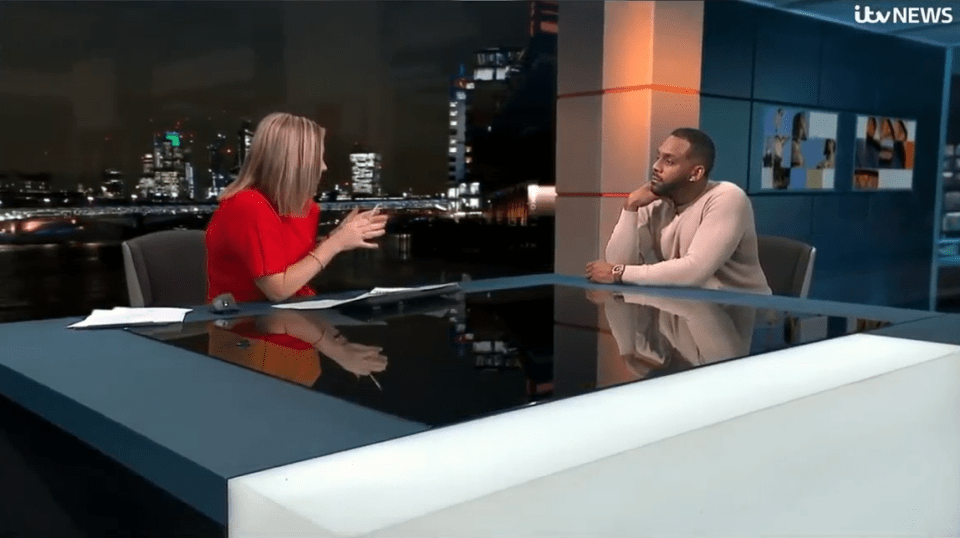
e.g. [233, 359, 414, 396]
[327, 208, 388, 251]
[315, 330, 388, 376]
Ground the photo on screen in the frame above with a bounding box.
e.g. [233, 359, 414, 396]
[854, 115, 915, 191]
[759, 106, 838, 191]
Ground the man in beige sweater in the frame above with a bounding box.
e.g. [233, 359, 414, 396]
[586, 128, 772, 294]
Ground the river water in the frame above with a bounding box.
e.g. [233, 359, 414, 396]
[0, 231, 552, 323]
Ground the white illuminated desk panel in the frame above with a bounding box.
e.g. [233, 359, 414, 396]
[227, 333, 960, 538]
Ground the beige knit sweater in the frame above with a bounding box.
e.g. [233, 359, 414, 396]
[605, 181, 772, 294]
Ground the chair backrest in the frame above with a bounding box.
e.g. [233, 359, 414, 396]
[756, 235, 816, 298]
[122, 229, 207, 307]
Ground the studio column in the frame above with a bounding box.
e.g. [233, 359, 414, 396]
[554, 1, 704, 275]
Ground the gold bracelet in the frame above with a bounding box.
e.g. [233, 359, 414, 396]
[307, 250, 325, 270]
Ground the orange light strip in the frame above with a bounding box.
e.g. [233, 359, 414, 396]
[556, 192, 630, 197]
[558, 83, 699, 100]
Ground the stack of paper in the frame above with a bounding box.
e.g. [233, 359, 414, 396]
[68, 307, 193, 329]
[275, 283, 458, 310]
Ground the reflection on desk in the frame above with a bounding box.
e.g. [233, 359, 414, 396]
[207, 311, 387, 388]
[586, 288, 892, 386]
[131, 285, 895, 429]
[598, 291, 756, 382]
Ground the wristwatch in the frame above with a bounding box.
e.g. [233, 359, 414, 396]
[612, 264, 625, 284]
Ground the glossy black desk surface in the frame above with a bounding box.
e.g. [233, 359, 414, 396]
[130, 284, 894, 429]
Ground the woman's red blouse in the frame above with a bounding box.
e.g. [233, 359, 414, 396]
[205, 188, 319, 303]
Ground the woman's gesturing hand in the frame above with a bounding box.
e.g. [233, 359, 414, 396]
[329, 207, 388, 251]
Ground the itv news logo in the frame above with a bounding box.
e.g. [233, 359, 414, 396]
[854, 5, 954, 24]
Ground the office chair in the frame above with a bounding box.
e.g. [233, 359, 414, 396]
[756, 235, 816, 298]
[122, 229, 207, 307]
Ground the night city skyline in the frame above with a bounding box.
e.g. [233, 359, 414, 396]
[0, 1, 552, 196]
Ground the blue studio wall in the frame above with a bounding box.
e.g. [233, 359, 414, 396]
[699, 1, 947, 309]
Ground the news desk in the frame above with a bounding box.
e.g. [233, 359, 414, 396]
[1, 274, 959, 537]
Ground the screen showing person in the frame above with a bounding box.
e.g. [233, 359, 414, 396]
[759, 106, 837, 190]
[853, 115, 915, 190]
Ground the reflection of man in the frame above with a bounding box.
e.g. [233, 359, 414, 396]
[587, 290, 756, 380]
[207, 310, 387, 387]
[586, 128, 771, 295]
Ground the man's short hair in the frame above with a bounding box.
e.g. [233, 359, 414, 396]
[670, 127, 715, 177]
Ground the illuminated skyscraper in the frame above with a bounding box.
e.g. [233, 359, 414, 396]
[135, 131, 192, 199]
[349, 144, 382, 196]
[135, 152, 155, 198]
[207, 133, 230, 199]
[447, 66, 481, 212]
[237, 119, 254, 170]
[100, 169, 125, 199]
[445, 47, 523, 213]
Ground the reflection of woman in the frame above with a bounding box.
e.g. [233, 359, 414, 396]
[815, 139, 836, 169]
[878, 117, 895, 168]
[207, 310, 387, 387]
[587, 290, 755, 381]
[790, 113, 807, 168]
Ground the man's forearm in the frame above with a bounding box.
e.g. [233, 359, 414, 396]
[605, 209, 641, 264]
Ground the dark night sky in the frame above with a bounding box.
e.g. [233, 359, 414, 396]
[0, 1, 532, 194]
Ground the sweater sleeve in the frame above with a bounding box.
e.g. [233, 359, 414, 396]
[602, 299, 639, 356]
[620, 188, 749, 287]
[605, 208, 656, 265]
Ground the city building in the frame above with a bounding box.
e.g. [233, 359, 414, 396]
[445, 47, 524, 214]
[236, 119, 254, 172]
[0, 172, 52, 193]
[135, 152, 155, 199]
[447, 67, 475, 212]
[349, 144, 382, 196]
[134, 131, 193, 199]
[207, 133, 230, 199]
[99, 169, 125, 199]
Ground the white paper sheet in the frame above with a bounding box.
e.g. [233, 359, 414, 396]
[273, 283, 459, 310]
[67, 306, 193, 329]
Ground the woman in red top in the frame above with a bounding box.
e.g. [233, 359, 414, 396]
[206, 112, 387, 303]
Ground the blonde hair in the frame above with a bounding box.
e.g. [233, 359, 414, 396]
[220, 112, 326, 217]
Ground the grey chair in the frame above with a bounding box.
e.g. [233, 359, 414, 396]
[122, 229, 207, 307]
[756, 235, 816, 298]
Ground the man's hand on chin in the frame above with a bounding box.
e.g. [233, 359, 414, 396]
[585, 260, 615, 284]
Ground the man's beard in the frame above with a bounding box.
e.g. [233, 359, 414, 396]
[652, 177, 684, 197]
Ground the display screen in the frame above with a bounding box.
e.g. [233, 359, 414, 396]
[854, 115, 915, 190]
[759, 106, 838, 191]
